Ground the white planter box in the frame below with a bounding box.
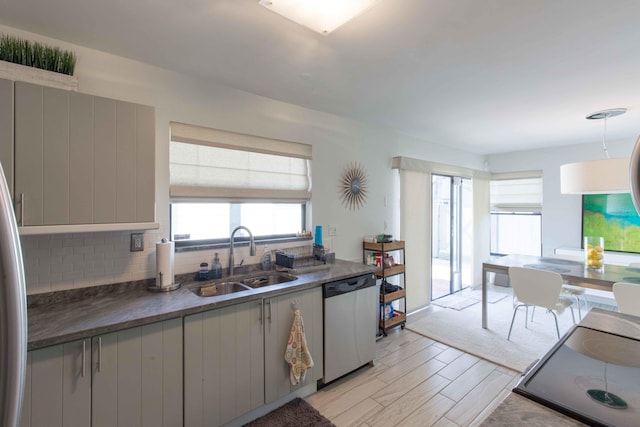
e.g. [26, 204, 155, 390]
[0, 60, 78, 91]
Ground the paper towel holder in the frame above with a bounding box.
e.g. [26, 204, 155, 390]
[147, 276, 181, 292]
[148, 238, 182, 292]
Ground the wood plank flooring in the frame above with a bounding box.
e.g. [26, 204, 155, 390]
[306, 328, 519, 427]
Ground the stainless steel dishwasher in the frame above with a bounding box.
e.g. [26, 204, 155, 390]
[322, 273, 377, 384]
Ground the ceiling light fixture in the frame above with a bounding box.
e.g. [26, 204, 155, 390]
[258, 0, 381, 35]
[560, 108, 629, 194]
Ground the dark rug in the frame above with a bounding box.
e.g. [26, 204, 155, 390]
[243, 398, 335, 427]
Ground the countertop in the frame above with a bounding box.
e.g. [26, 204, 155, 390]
[27, 259, 375, 350]
[482, 308, 640, 426]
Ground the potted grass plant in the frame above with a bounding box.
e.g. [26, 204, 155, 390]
[0, 33, 78, 90]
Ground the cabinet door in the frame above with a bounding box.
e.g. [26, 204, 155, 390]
[20, 339, 92, 427]
[14, 83, 72, 225]
[264, 286, 323, 404]
[93, 98, 156, 224]
[14, 82, 156, 227]
[68, 91, 95, 224]
[91, 318, 182, 427]
[134, 103, 155, 222]
[184, 300, 264, 427]
[0, 78, 13, 195]
[14, 82, 45, 226]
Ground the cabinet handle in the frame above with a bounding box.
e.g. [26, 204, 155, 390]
[82, 340, 86, 377]
[267, 299, 272, 324]
[259, 300, 263, 331]
[19, 193, 24, 226]
[97, 337, 102, 372]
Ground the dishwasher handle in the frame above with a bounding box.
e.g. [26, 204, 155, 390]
[323, 273, 376, 298]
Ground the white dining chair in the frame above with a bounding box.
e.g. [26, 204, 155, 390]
[507, 266, 576, 340]
[545, 254, 588, 320]
[612, 282, 640, 316]
[560, 285, 587, 320]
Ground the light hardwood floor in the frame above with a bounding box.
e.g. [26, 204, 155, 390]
[306, 328, 519, 427]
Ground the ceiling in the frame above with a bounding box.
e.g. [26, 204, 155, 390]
[1, 0, 640, 155]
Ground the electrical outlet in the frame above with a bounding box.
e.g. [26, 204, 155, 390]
[130, 233, 144, 252]
[328, 224, 337, 236]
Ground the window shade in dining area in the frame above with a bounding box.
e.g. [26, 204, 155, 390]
[169, 122, 312, 201]
[490, 171, 543, 213]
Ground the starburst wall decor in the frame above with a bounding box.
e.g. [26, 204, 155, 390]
[339, 162, 368, 210]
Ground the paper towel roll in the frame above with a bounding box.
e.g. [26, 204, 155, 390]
[156, 239, 175, 288]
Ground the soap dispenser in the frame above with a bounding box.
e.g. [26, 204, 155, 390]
[261, 246, 272, 271]
[211, 253, 222, 279]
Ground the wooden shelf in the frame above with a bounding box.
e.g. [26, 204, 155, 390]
[363, 241, 405, 251]
[380, 311, 406, 329]
[365, 240, 406, 337]
[375, 264, 405, 278]
[380, 288, 405, 303]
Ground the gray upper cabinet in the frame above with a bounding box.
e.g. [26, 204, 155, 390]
[13, 81, 156, 229]
[0, 78, 13, 192]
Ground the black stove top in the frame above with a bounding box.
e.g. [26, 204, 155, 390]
[513, 325, 640, 427]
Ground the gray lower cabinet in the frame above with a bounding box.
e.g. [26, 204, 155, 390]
[184, 299, 265, 427]
[264, 286, 323, 404]
[20, 318, 182, 427]
[13, 80, 155, 227]
[183, 287, 324, 427]
[20, 338, 92, 427]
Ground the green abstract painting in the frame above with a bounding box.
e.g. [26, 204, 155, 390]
[582, 193, 640, 253]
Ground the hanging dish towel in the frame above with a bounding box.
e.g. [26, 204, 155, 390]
[284, 309, 314, 385]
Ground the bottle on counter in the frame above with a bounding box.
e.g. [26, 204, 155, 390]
[211, 253, 222, 279]
[198, 262, 210, 280]
[261, 246, 272, 271]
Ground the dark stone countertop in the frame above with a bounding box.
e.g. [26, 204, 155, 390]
[482, 309, 640, 426]
[27, 259, 376, 350]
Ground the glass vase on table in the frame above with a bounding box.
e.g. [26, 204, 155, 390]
[584, 236, 604, 272]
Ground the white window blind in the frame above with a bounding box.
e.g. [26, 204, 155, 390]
[170, 122, 312, 201]
[490, 171, 543, 212]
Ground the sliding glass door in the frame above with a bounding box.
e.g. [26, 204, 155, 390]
[431, 174, 473, 300]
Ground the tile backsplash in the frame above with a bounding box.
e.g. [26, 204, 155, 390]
[21, 230, 162, 294]
[21, 229, 308, 295]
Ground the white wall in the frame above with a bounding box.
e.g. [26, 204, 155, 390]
[487, 138, 637, 256]
[0, 24, 486, 294]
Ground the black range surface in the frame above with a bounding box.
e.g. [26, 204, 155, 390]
[514, 325, 640, 427]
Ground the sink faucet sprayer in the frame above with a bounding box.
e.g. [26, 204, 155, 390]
[229, 226, 256, 276]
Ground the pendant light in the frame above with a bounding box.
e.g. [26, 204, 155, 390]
[560, 108, 629, 194]
[628, 134, 640, 214]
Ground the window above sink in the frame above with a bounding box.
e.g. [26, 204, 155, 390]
[168, 122, 312, 251]
[171, 202, 306, 248]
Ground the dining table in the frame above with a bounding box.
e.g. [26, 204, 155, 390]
[481, 254, 640, 329]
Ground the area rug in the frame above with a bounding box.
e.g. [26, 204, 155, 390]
[465, 289, 509, 304]
[432, 294, 478, 310]
[407, 289, 584, 373]
[243, 398, 335, 427]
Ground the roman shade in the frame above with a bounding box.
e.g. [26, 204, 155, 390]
[391, 156, 491, 311]
[490, 171, 543, 213]
[170, 122, 312, 201]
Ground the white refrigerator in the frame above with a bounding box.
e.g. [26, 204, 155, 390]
[0, 161, 27, 427]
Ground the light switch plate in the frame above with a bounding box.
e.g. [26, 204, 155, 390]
[130, 233, 144, 252]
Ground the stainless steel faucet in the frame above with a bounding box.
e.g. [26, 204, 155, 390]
[229, 226, 256, 276]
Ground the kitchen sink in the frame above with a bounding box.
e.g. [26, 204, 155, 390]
[190, 281, 252, 297]
[239, 272, 298, 288]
